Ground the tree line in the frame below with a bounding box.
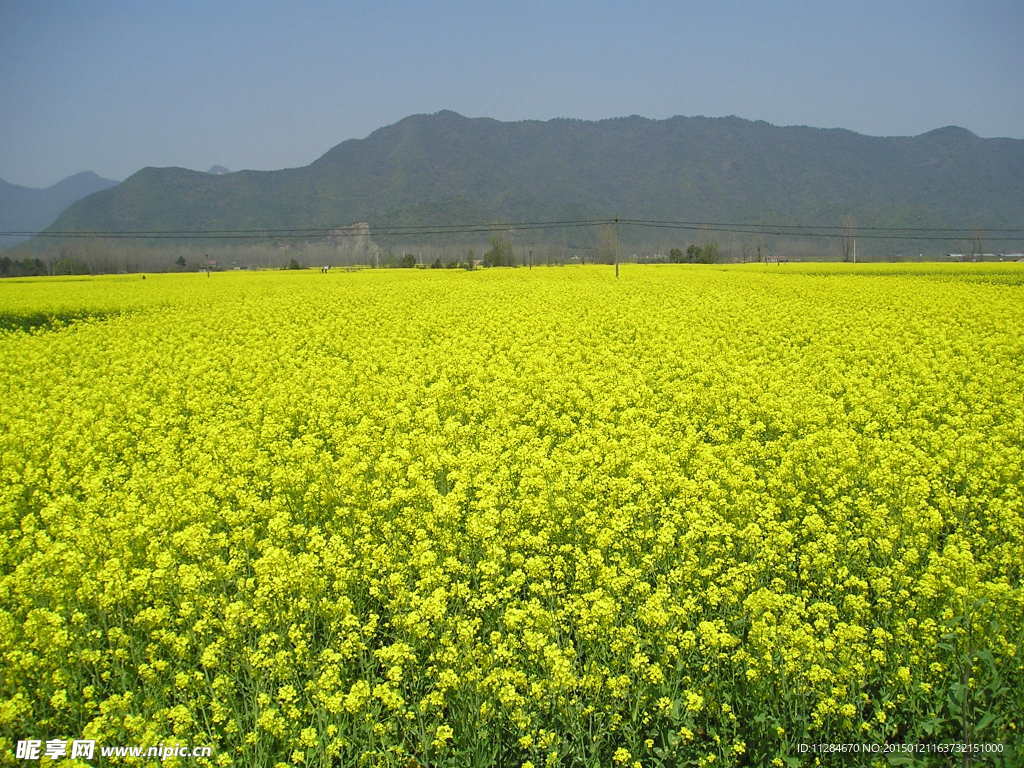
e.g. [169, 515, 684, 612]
[668, 243, 720, 264]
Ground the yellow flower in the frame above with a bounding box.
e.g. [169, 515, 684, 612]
[1, 265, 1020, 767]
[432, 724, 454, 749]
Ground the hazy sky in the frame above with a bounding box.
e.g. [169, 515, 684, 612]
[2, 0, 1021, 187]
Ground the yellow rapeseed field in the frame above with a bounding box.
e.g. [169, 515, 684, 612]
[1, 264, 1022, 767]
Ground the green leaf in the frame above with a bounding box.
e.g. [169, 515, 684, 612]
[976, 711, 997, 731]
[887, 755, 918, 766]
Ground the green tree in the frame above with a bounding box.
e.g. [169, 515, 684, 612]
[684, 243, 720, 263]
[286, 258, 303, 270]
[0, 256, 45, 277]
[701, 242, 720, 263]
[669, 247, 683, 263]
[399, 253, 417, 268]
[483, 237, 513, 267]
[175, 255, 187, 269]
[53, 257, 90, 275]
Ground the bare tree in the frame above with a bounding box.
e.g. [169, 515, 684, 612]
[597, 222, 619, 266]
[971, 230, 984, 261]
[841, 215, 857, 262]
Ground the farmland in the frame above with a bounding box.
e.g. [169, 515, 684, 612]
[1, 263, 1023, 766]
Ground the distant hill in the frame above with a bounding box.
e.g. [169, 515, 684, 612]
[36, 112, 1024, 254]
[1, 171, 119, 247]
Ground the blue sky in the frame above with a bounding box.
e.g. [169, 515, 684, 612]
[1, 0, 1021, 187]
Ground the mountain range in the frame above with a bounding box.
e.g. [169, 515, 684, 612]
[25, 111, 1024, 254]
[0, 172, 118, 246]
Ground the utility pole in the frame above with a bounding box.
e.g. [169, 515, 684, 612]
[529, 249, 533, 269]
[852, 237, 857, 264]
[614, 217, 620, 279]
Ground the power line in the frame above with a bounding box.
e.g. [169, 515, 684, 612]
[622, 218, 1024, 233]
[618, 220, 1024, 242]
[1, 217, 1022, 242]
[0, 223, 606, 240]
[7, 219, 1023, 237]
[0, 218, 614, 238]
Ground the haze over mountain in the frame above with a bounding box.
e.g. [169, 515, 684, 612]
[38, 111, 1024, 254]
[1, 172, 119, 246]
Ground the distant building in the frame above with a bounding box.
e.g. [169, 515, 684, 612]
[948, 252, 1012, 262]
